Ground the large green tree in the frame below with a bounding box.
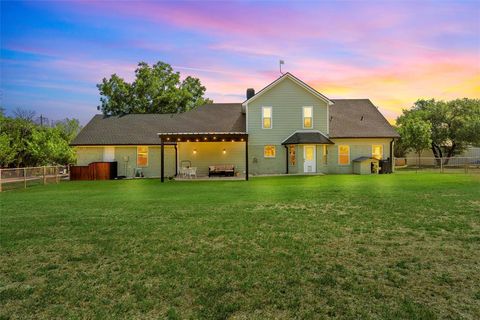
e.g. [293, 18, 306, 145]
[396, 98, 480, 164]
[0, 110, 81, 167]
[97, 61, 213, 115]
[397, 118, 432, 163]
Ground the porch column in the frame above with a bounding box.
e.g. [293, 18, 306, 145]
[161, 140, 165, 182]
[245, 137, 249, 181]
[174, 144, 178, 176]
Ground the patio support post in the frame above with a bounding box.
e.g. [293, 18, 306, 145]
[174, 144, 178, 176]
[245, 137, 249, 181]
[285, 145, 289, 174]
[161, 140, 165, 183]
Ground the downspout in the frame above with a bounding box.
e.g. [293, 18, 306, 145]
[390, 139, 395, 173]
[284, 145, 289, 174]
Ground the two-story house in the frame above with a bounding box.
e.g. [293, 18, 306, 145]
[71, 73, 399, 180]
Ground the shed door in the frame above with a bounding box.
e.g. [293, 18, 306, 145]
[303, 146, 316, 173]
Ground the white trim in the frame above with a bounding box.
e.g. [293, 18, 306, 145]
[263, 145, 276, 158]
[242, 73, 333, 106]
[326, 102, 330, 135]
[137, 146, 149, 167]
[372, 144, 383, 160]
[338, 145, 350, 165]
[262, 106, 272, 129]
[245, 102, 249, 133]
[303, 145, 316, 173]
[302, 106, 313, 129]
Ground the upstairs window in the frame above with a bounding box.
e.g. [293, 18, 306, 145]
[303, 106, 313, 128]
[372, 145, 383, 160]
[137, 146, 149, 167]
[262, 107, 272, 129]
[264, 145, 276, 158]
[338, 145, 350, 165]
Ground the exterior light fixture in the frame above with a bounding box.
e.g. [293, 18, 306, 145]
[177, 138, 181, 141]
[222, 139, 225, 142]
[193, 149, 197, 154]
[222, 149, 226, 154]
[195, 139, 199, 142]
[204, 137, 207, 140]
[187, 139, 190, 142]
[231, 139, 235, 142]
[166, 137, 170, 141]
[213, 136, 217, 140]
[240, 138, 244, 141]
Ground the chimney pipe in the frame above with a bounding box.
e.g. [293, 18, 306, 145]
[246, 88, 255, 100]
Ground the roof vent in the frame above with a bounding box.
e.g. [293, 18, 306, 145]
[246, 88, 255, 100]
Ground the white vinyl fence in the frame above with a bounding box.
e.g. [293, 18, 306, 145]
[0, 166, 69, 192]
[395, 157, 480, 174]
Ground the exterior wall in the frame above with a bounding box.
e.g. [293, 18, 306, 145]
[246, 77, 330, 174]
[327, 138, 392, 174]
[75, 147, 103, 165]
[178, 142, 246, 176]
[75, 146, 176, 178]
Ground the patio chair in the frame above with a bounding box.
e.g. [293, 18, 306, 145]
[179, 167, 189, 178]
[187, 167, 197, 179]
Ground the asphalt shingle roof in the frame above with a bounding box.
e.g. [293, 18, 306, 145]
[71, 103, 244, 145]
[329, 99, 399, 138]
[282, 131, 333, 145]
[71, 99, 398, 146]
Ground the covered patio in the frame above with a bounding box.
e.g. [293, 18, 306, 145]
[158, 132, 249, 182]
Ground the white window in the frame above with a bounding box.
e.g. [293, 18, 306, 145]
[338, 145, 350, 165]
[303, 106, 313, 128]
[262, 107, 272, 129]
[264, 145, 276, 158]
[372, 145, 383, 160]
[137, 146, 148, 167]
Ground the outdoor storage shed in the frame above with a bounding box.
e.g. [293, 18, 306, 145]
[353, 157, 379, 175]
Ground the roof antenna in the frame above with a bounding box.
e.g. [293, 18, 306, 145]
[279, 60, 285, 75]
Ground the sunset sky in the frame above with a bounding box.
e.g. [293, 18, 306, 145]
[1, 0, 479, 123]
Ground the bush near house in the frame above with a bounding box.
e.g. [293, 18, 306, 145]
[1, 174, 479, 319]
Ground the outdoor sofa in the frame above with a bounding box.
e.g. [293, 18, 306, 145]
[208, 165, 235, 177]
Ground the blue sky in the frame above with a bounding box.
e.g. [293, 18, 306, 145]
[1, 0, 479, 123]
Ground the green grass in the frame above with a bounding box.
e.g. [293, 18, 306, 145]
[1, 174, 479, 319]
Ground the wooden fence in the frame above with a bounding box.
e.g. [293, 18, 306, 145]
[0, 166, 69, 192]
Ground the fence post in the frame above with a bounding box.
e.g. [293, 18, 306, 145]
[24, 167, 27, 189]
[43, 166, 46, 185]
[56, 166, 59, 184]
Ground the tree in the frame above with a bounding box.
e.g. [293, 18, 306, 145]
[97, 61, 213, 115]
[397, 118, 432, 164]
[396, 98, 480, 164]
[0, 112, 81, 167]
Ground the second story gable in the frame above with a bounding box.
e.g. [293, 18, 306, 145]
[243, 73, 333, 145]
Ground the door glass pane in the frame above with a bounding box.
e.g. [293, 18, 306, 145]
[305, 147, 314, 161]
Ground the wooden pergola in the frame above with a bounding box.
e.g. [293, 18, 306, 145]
[157, 132, 249, 182]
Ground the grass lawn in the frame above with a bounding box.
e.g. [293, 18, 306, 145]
[1, 174, 479, 319]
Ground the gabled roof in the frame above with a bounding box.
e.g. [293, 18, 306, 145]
[242, 72, 333, 106]
[71, 103, 245, 146]
[282, 130, 333, 145]
[329, 99, 399, 138]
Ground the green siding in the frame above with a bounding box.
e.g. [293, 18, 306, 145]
[327, 138, 392, 174]
[247, 77, 329, 146]
[75, 146, 175, 178]
[75, 147, 103, 165]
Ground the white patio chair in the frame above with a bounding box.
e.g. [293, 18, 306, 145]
[179, 167, 188, 178]
[187, 167, 197, 179]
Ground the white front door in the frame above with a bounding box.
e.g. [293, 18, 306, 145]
[304, 145, 316, 173]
